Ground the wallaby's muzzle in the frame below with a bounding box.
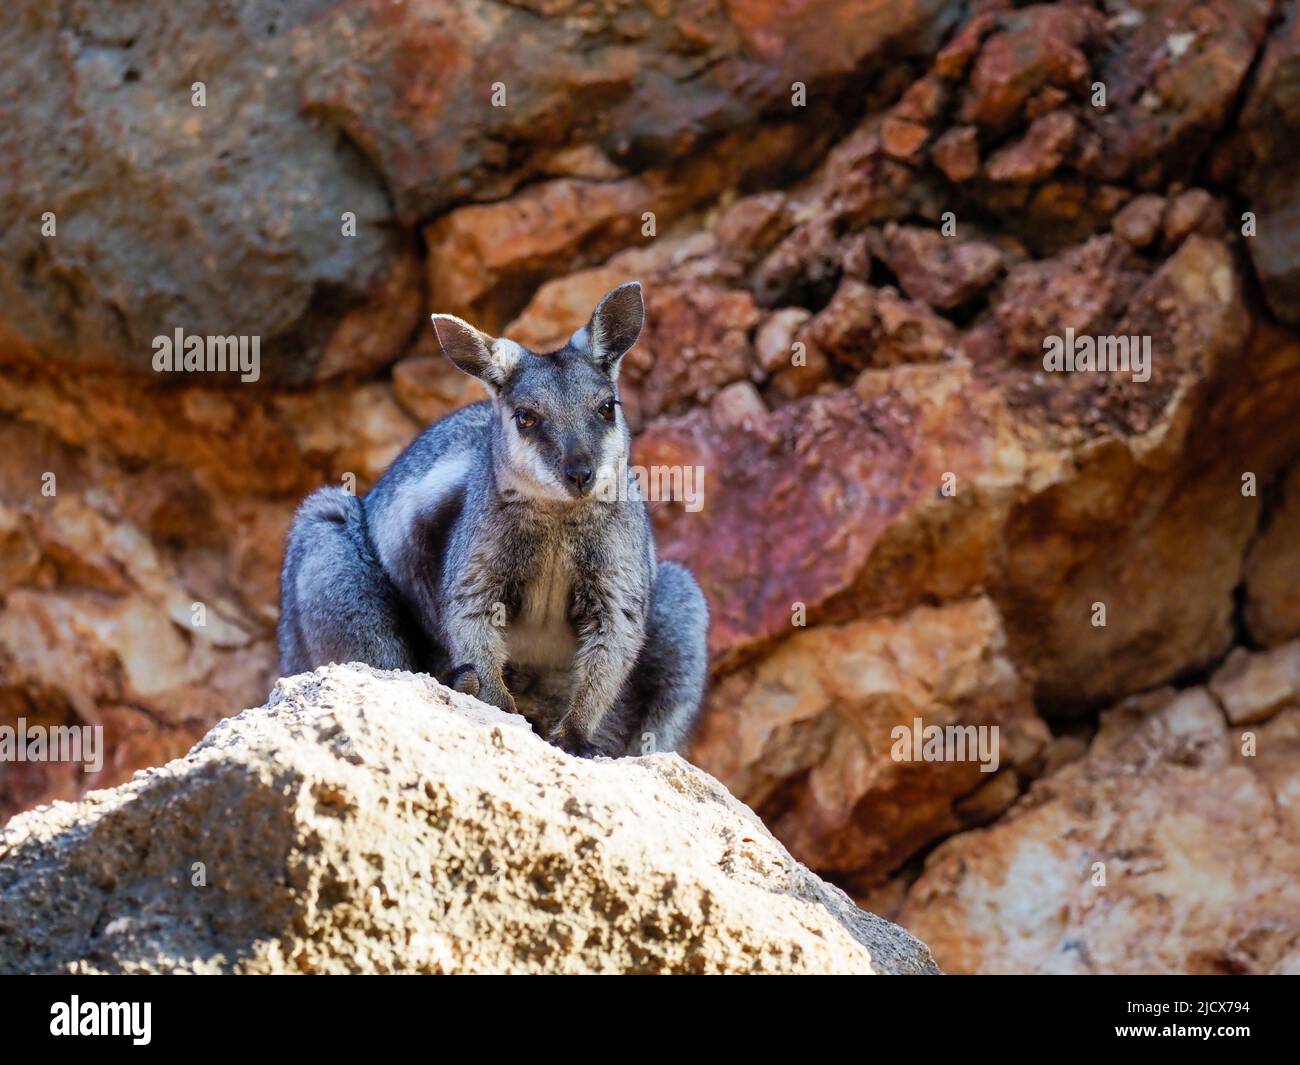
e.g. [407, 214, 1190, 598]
[563, 456, 595, 495]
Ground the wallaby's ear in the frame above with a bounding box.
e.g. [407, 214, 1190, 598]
[431, 314, 520, 392]
[571, 281, 644, 375]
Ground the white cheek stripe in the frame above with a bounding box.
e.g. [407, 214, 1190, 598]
[502, 417, 570, 500]
[593, 425, 627, 498]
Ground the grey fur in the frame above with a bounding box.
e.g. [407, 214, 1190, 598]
[278, 282, 709, 757]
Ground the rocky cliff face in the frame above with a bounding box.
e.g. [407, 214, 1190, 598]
[901, 641, 1300, 974]
[0, 665, 939, 974]
[3, 0, 1300, 974]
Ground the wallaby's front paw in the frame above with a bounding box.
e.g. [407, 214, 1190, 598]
[450, 665, 518, 715]
[481, 681, 519, 717]
[449, 664, 480, 698]
[547, 724, 600, 758]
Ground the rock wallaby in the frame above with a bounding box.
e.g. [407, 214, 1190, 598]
[278, 282, 709, 757]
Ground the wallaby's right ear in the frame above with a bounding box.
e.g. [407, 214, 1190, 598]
[431, 314, 520, 392]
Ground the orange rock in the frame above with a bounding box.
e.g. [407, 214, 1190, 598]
[930, 126, 981, 182]
[424, 178, 656, 333]
[881, 117, 930, 163]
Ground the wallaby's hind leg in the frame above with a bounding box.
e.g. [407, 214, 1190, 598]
[606, 560, 709, 756]
[278, 487, 422, 676]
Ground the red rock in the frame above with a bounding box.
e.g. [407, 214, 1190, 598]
[799, 278, 956, 371]
[959, 6, 1103, 129]
[930, 126, 981, 182]
[1091, 0, 1272, 186]
[313, 251, 425, 381]
[754, 308, 813, 375]
[708, 381, 768, 432]
[870, 287, 958, 366]
[991, 239, 1270, 708]
[876, 224, 1005, 309]
[984, 110, 1078, 183]
[711, 192, 790, 268]
[507, 264, 650, 353]
[933, 11, 999, 80]
[296, 0, 955, 223]
[991, 235, 1146, 359]
[637, 361, 1013, 669]
[1024, 85, 1069, 120]
[802, 279, 877, 368]
[893, 75, 950, 124]
[631, 284, 761, 421]
[749, 123, 920, 307]
[1245, 458, 1300, 646]
[764, 343, 834, 403]
[424, 178, 657, 333]
[1235, 3, 1300, 322]
[391, 348, 489, 426]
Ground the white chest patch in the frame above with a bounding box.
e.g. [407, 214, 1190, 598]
[507, 548, 577, 669]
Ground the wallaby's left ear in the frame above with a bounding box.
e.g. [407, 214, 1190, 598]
[571, 281, 644, 375]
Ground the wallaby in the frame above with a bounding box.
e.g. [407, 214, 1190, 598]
[278, 282, 709, 757]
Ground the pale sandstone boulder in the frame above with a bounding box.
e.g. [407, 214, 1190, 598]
[0, 664, 939, 975]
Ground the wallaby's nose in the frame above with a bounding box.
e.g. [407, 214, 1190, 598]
[564, 459, 594, 494]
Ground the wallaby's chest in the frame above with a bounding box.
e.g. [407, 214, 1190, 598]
[505, 543, 577, 670]
[501, 542, 579, 733]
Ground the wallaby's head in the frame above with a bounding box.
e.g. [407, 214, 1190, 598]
[431, 282, 644, 503]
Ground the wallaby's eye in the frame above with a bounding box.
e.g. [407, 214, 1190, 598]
[597, 398, 617, 423]
[514, 409, 539, 430]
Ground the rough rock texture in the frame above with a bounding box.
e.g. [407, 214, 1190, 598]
[900, 641, 1300, 975]
[0, 0, 953, 379]
[4, 1, 1300, 974]
[691, 597, 1049, 888]
[0, 664, 939, 975]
